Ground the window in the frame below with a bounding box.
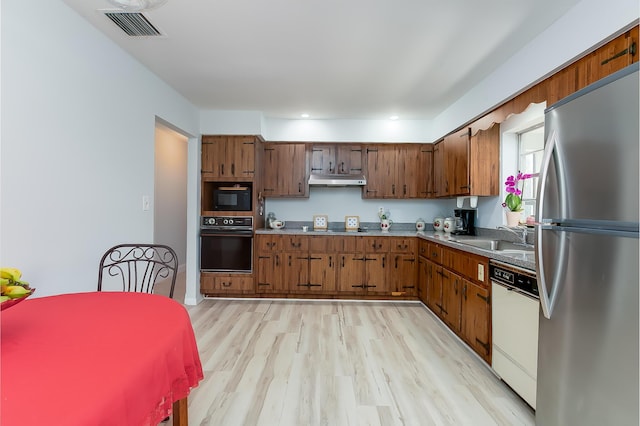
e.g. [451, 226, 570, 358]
[517, 124, 545, 219]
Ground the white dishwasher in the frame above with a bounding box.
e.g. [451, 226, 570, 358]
[490, 260, 539, 409]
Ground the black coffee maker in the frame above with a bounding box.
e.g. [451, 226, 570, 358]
[452, 209, 476, 235]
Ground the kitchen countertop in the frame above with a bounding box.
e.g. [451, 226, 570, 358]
[256, 227, 536, 271]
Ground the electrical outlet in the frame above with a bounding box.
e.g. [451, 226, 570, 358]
[478, 264, 485, 282]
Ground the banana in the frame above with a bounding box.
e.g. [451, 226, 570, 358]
[0, 267, 22, 282]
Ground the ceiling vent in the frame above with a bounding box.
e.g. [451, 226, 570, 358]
[104, 12, 163, 37]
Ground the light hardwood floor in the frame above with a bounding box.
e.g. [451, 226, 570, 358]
[181, 298, 535, 426]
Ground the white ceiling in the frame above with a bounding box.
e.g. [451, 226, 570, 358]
[62, 0, 580, 120]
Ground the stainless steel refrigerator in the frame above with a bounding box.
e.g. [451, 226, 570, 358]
[535, 62, 639, 425]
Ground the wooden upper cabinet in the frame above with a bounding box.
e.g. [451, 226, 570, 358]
[363, 145, 397, 198]
[433, 140, 445, 197]
[575, 28, 638, 96]
[444, 128, 471, 197]
[310, 144, 363, 175]
[201, 135, 256, 178]
[417, 144, 434, 198]
[469, 123, 500, 196]
[433, 125, 498, 198]
[396, 145, 421, 198]
[262, 143, 308, 198]
[363, 143, 433, 199]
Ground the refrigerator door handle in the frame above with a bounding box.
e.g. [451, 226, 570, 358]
[536, 129, 568, 319]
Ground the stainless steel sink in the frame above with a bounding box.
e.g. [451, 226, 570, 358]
[452, 239, 534, 253]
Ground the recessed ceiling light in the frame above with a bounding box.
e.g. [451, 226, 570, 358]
[301, 113, 310, 118]
[390, 115, 399, 120]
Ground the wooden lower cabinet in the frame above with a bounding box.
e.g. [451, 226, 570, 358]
[256, 252, 286, 293]
[337, 252, 390, 295]
[337, 253, 365, 293]
[390, 254, 417, 296]
[462, 279, 491, 363]
[417, 256, 428, 304]
[286, 252, 337, 294]
[424, 259, 443, 313]
[441, 269, 462, 334]
[308, 253, 337, 293]
[201, 273, 254, 294]
[389, 237, 417, 297]
[419, 241, 492, 363]
[337, 237, 391, 296]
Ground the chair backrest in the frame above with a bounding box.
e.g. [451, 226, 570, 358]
[97, 244, 178, 298]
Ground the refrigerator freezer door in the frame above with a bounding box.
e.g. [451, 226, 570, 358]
[540, 64, 639, 225]
[535, 229, 639, 426]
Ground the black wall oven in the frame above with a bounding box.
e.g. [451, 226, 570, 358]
[200, 216, 253, 272]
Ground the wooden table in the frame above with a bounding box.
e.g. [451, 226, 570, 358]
[1, 292, 203, 425]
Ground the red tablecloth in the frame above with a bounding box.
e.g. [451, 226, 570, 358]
[1, 292, 203, 425]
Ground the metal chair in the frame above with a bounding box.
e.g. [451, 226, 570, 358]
[98, 244, 178, 298]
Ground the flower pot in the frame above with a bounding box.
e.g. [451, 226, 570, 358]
[380, 220, 391, 232]
[505, 211, 522, 227]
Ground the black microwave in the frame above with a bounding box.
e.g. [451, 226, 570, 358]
[213, 186, 252, 211]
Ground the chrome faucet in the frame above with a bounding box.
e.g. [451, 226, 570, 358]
[497, 225, 531, 246]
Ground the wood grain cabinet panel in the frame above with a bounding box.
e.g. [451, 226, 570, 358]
[363, 145, 397, 198]
[337, 253, 366, 293]
[462, 279, 491, 363]
[433, 140, 446, 197]
[418, 144, 435, 198]
[425, 259, 443, 314]
[201, 135, 256, 178]
[417, 256, 429, 304]
[263, 143, 308, 198]
[201, 273, 254, 294]
[390, 254, 417, 296]
[441, 269, 462, 334]
[310, 144, 363, 175]
[444, 128, 471, 197]
[308, 254, 337, 293]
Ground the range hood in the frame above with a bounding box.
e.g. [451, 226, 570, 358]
[308, 173, 367, 186]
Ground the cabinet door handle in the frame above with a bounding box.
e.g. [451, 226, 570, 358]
[340, 162, 345, 173]
[222, 282, 232, 287]
[392, 184, 395, 195]
[231, 163, 235, 175]
[477, 293, 490, 303]
[475, 338, 490, 354]
[298, 182, 302, 193]
[463, 284, 467, 300]
[220, 164, 224, 175]
[341, 256, 345, 267]
[329, 161, 333, 173]
[403, 184, 407, 195]
[275, 255, 279, 267]
[329, 256, 333, 268]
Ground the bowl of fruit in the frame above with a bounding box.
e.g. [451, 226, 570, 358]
[1, 267, 35, 310]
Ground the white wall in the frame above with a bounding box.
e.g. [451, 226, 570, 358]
[429, 0, 639, 141]
[264, 118, 431, 142]
[154, 123, 188, 265]
[1, 0, 200, 297]
[266, 187, 453, 228]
